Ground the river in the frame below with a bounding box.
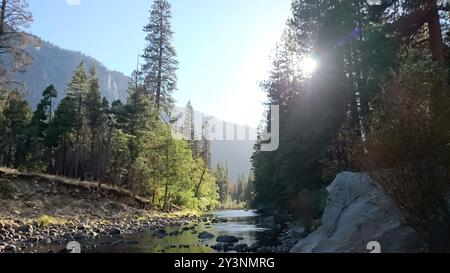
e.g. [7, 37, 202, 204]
[32, 210, 282, 253]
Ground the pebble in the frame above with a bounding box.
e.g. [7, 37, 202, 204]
[25, 237, 38, 243]
[73, 232, 86, 240]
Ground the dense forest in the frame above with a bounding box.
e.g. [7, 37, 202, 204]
[252, 0, 450, 251]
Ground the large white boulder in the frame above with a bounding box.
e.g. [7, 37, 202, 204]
[290, 172, 427, 253]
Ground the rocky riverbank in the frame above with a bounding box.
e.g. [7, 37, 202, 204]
[0, 168, 202, 253]
[290, 172, 428, 253]
[255, 172, 434, 254]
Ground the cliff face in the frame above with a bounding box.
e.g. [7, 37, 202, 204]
[11, 38, 129, 108]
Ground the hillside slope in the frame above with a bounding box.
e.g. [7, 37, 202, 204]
[11, 37, 129, 107]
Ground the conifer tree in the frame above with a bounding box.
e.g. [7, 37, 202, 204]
[141, 0, 178, 113]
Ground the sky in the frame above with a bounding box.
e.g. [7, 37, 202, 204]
[27, 0, 292, 127]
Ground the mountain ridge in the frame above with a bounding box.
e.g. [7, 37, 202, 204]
[11, 37, 130, 107]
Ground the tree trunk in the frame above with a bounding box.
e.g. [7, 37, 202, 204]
[162, 144, 170, 210]
[195, 166, 207, 199]
[0, 0, 6, 36]
[156, 9, 164, 111]
[427, 0, 445, 62]
[163, 182, 169, 211]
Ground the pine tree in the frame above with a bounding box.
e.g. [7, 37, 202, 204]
[50, 96, 77, 176]
[183, 101, 199, 156]
[28, 85, 57, 171]
[85, 66, 105, 180]
[65, 62, 90, 178]
[141, 0, 178, 113]
[0, 90, 31, 168]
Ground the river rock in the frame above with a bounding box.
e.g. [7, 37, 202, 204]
[18, 224, 33, 234]
[290, 226, 307, 239]
[217, 235, 240, 244]
[152, 229, 167, 238]
[4, 244, 16, 253]
[290, 172, 427, 253]
[74, 232, 86, 240]
[260, 216, 276, 229]
[198, 231, 215, 240]
[25, 237, 38, 243]
[108, 227, 121, 235]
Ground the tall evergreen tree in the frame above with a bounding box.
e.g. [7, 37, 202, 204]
[85, 66, 105, 180]
[141, 0, 178, 113]
[0, 90, 31, 168]
[28, 85, 57, 171]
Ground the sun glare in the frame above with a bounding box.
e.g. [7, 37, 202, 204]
[300, 56, 318, 75]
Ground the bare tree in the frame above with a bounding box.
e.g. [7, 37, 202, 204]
[0, 0, 34, 85]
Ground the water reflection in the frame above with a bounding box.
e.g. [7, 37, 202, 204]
[31, 210, 281, 253]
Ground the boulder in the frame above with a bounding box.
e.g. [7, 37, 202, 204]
[198, 231, 215, 240]
[152, 229, 167, 238]
[290, 226, 307, 239]
[217, 235, 240, 244]
[290, 172, 427, 253]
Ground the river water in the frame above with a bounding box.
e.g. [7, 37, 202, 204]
[34, 210, 281, 253]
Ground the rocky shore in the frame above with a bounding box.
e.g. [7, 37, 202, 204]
[0, 168, 202, 253]
[0, 214, 202, 253]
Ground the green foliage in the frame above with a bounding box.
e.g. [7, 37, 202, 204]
[0, 1, 218, 213]
[214, 163, 230, 203]
[361, 50, 450, 251]
[26, 85, 57, 172]
[0, 90, 32, 169]
[141, 0, 178, 112]
[252, 0, 447, 233]
[38, 215, 66, 227]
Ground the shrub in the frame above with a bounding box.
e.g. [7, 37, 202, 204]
[360, 52, 450, 252]
[38, 215, 66, 227]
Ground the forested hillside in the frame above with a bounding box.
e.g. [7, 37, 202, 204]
[252, 0, 450, 251]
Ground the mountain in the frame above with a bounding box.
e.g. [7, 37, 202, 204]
[11, 38, 129, 107]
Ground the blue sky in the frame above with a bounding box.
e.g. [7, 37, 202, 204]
[27, 0, 292, 127]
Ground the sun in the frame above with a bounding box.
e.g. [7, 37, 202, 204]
[299, 56, 318, 75]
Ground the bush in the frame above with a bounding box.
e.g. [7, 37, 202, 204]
[289, 188, 327, 230]
[0, 180, 17, 200]
[361, 52, 450, 252]
[38, 215, 66, 227]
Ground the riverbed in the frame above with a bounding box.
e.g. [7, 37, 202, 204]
[31, 210, 282, 253]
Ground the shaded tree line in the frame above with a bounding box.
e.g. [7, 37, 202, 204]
[252, 0, 450, 251]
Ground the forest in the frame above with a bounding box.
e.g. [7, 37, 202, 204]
[0, 0, 235, 212]
[252, 0, 450, 251]
[1, 0, 450, 253]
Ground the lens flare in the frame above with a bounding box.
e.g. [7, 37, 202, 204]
[300, 57, 318, 75]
